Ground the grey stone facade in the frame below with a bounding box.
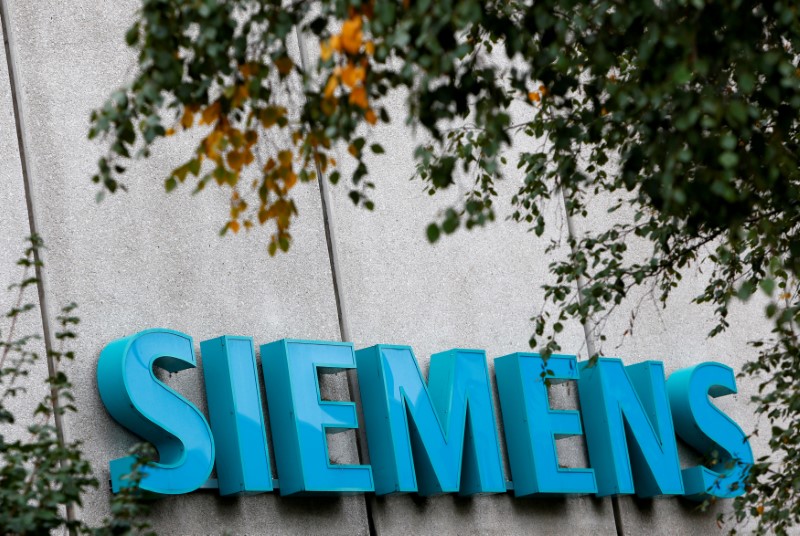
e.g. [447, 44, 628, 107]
[0, 1, 770, 534]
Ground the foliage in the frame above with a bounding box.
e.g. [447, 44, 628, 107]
[0, 236, 152, 535]
[90, 0, 800, 533]
[91, 443, 156, 536]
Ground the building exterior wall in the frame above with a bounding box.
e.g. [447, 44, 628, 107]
[0, 1, 769, 534]
[0, 17, 50, 448]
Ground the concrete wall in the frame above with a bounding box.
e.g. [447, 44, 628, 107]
[0, 17, 50, 446]
[568, 194, 770, 535]
[1, 1, 367, 533]
[0, 1, 770, 534]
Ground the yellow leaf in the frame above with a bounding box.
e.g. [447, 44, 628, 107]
[233, 84, 249, 106]
[181, 108, 195, 129]
[278, 150, 293, 168]
[539, 84, 547, 95]
[353, 65, 366, 84]
[204, 130, 224, 159]
[260, 106, 286, 129]
[348, 144, 359, 157]
[757, 505, 764, 516]
[228, 127, 244, 148]
[320, 39, 334, 61]
[365, 41, 375, 56]
[274, 200, 292, 227]
[349, 86, 368, 109]
[341, 63, 366, 88]
[229, 220, 241, 234]
[365, 108, 377, 125]
[324, 75, 339, 98]
[275, 56, 293, 75]
[528, 91, 540, 102]
[341, 17, 363, 54]
[227, 150, 244, 172]
[200, 101, 221, 126]
[239, 62, 254, 78]
[165, 128, 175, 136]
[285, 171, 297, 190]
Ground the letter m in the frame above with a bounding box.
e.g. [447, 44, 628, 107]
[356, 345, 506, 496]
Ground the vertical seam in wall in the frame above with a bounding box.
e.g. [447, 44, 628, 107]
[295, 27, 377, 536]
[0, 0, 77, 530]
[559, 188, 625, 536]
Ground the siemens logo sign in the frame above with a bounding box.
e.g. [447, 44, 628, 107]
[96, 329, 752, 501]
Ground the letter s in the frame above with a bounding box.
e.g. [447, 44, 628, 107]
[667, 362, 753, 500]
[97, 329, 215, 495]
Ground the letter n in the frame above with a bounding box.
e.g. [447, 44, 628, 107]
[578, 358, 684, 497]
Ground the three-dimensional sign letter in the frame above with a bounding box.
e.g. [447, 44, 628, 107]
[495, 353, 597, 495]
[578, 359, 684, 497]
[356, 345, 506, 495]
[97, 329, 215, 495]
[201, 336, 273, 495]
[667, 362, 752, 500]
[261, 339, 374, 495]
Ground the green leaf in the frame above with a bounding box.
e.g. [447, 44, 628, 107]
[164, 177, 177, 192]
[426, 223, 440, 243]
[718, 152, 739, 168]
[760, 278, 775, 296]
